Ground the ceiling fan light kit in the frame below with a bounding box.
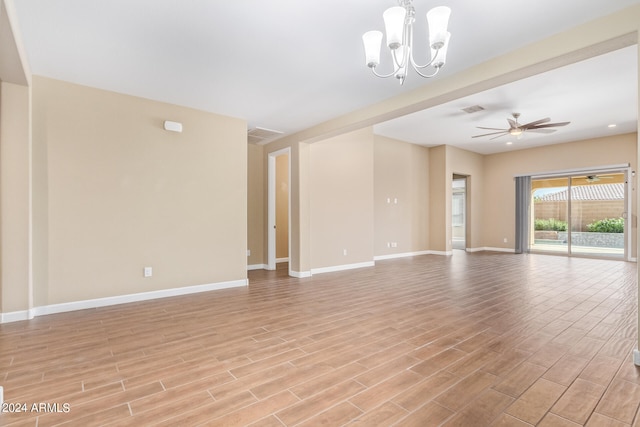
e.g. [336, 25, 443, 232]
[472, 112, 570, 141]
[362, 0, 451, 84]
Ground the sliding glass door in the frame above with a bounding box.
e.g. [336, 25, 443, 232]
[531, 177, 569, 255]
[530, 170, 627, 258]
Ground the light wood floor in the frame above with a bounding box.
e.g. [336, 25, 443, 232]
[1, 252, 639, 426]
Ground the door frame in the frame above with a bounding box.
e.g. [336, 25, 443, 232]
[267, 147, 291, 271]
[452, 174, 468, 251]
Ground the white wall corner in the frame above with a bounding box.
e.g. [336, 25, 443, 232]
[465, 247, 484, 253]
[289, 270, 312, 278]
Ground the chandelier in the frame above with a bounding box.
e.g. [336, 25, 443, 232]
[362, 1, 451, 85]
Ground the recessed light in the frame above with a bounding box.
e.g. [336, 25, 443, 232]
[608, 124, 617, 128]
[506, 141, 513, 145]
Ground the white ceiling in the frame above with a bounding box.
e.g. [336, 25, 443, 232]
[12, 0, 640, 154]
[375, 45, 638, 154]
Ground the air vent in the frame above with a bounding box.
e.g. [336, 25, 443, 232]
[461, 105, 485, 114]
[247, 127, 284, 144]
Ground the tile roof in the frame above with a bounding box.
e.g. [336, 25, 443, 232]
[537, 183, 624, 201]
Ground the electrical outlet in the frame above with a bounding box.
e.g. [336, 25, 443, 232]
[503, 238, 508, 243]
[144, 267, 152, 278]
[246, 249, 251, 256]
[391, 242, 397, 248]
[343, 249, 348, 256]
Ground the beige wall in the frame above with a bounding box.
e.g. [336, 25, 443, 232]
[32, 77, 247, 304]
[374, 135, 429, 257]
[429, 145, 449, 252]
[276, 153, 289, 260]
[484, 133, 637, 255]
[247, 143, 264, 266]
[0, 81, 31, 312]
[310, 128, 374, 270]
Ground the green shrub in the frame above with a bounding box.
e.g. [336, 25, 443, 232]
[534, 218, 567, 231]
[586, 217, 624, 233]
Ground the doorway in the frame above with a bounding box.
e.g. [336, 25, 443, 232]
[267, 148, 291, 271]
[452, 175, 467, 251]
[530, 168, 629, 259]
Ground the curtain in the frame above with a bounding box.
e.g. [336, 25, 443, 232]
[515, 176, 531, 254]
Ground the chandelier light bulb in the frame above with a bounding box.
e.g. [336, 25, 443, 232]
[362, 31, 383, 67]
[430, 32, 451, 68]
[383, 6, 406, 49]
[426, 6, 451, 49]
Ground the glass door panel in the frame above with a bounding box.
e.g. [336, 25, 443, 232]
[531, 177, 569, 254]
[569, 173, 625, 258]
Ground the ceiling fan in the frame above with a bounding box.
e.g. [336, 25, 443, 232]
[472, 113, 570, 140]
[584, 174, 615, 183]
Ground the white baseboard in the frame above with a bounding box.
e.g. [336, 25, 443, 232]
[429, 250, 454, 256]
[467, 247, 516, 253]
[486, 247, 517, 253]
[247, 264, 312, 278]
[276, 257, 289, 263]
[374, 250, 430, 261]
[1, 279, 248, 324]
[374, 248, 516, 258]
[0, 309, 33, 323]
[290, 270, 312, 278]
[311, 261, 375, 275]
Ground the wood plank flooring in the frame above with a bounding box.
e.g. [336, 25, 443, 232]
[0, 252, 638, 426]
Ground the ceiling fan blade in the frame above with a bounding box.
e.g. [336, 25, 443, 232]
[472, 131, 508, 138]
[521, 117, 550, 128]
[526, 128, 556, 134]
[476, 126, 508, 131]
[489, 133, 509, 140]
[528, 121, 570, 129]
